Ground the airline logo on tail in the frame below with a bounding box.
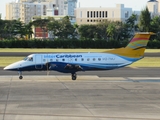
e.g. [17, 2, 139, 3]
[126, 32, 155, 49]
[106, 32, 155, 58]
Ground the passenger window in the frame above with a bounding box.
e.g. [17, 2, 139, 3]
[87, 58, 90, 61]
[98, 58, 101, 61]
[81, 58, 84, 61]
[93, 58, 96, 61]
[62, 59, 65, 61]
[75, 58, 77, 61]
[50, 59, 53, 62]
[56, 59, 59, 62]
[43, 59, 46, 62]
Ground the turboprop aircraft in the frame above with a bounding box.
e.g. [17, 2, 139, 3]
[4, 32, 154, 80]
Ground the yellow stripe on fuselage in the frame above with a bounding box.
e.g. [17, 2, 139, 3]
[104, 47, 145, 58]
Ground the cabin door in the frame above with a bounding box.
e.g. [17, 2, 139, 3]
[35, 55, 43, 69]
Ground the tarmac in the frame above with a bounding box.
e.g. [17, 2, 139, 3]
[0, 75, 160, 120]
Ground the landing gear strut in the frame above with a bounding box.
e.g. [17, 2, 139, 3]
[18, 71, 23, 79]
[71, 73, 77, 80]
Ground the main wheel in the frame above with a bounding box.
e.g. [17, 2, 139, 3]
[71, 73, 77, 80]
[72, 76, 76, 80]
[19, 76, 23, 79]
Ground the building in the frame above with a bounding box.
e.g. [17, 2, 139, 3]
[6, 0, 77, 24]
[158, 0, 160, 12]
[75, 4, 132, 25]
[147, 0, 158, 17]
[6, 1, 57, 23]
[6, 2, 20, 20]
[64, 0, 77, 16]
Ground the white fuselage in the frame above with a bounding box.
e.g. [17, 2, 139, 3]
[4, 52, 138, 72]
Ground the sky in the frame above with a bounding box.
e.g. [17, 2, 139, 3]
[0, 0, 148, 19]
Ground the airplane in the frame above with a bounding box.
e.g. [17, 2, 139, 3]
[4, 32, 154, 80]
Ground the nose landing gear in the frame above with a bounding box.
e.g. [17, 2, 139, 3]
[18, 71, 23, 79]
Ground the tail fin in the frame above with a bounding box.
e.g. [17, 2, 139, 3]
[105, 32, 155, 58]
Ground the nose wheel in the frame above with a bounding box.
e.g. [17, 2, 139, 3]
[18, 71, 23, 80]
[19, 76, 23, 79]
[71, 73, 77, 80]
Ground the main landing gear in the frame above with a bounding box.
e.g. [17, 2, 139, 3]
[71, 73, 77, 80]
[18, 71, 23, 79]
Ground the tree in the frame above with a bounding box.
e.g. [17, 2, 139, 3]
[106, 21, 131, 41]
[59, 16, 76, 39]
[47, 18, 61, 39]
[0, 19, 34, 39]
[106, 23, 116, 40]
[150, 16, 160, 40]
[95, 21, 109, 40]
[126, 13, 138, 33]
[24, 22, 33, 39]
[0, 20, 6, 39]
[138, 7, 151, 32]
[78, 24, 98, 40]
[47, 16, 76, 39]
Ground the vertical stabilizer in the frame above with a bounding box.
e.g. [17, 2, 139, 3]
[126, 32, 154, 50]
[105, 32, 155, 58]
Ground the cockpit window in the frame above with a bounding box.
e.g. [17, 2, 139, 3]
[24, 57, 33, 62]
[28, 57, 33, 61]
[24, 57, 28, 61]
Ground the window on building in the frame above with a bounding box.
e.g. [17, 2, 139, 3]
[112, 11, 114, 18]
[103, 11, 104, 18]
[97, 11, 99, 17]
[87, 19, 89, 22]
[80, 11, 82, 18]
[125, 11, 129, 18]
[99, 11, 101, 18]
[43, 5, 46, 15]
[106, 11, 108, 17]
[94, 11, 95, 18]
[91, 11, 92, 18]
[87, 11, 89, 18]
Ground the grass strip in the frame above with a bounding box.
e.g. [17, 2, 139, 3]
[0, 57, 24, 67]
[129, 57, 160, 67]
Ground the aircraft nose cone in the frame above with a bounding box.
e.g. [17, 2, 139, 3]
[3, 66, 10, 70]
[3, 61, 23, 71]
